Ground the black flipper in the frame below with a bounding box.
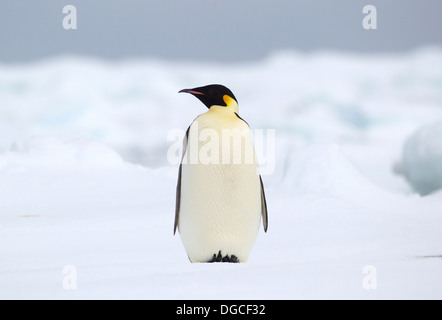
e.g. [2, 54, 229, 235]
[259, 175, 269, 232]
[173, 163, 182, 235]
[174, 125, 191, 235]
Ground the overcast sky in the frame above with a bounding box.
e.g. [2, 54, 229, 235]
[1, 0, 441, 63]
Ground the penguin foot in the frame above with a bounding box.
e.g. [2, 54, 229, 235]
[208, 251, 239, 263]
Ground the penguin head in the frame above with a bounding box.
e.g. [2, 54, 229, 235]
[179, 84, 238, 110]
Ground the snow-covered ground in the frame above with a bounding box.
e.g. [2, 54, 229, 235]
[1, 48, 442, 299]
[395, 121, 442, 195]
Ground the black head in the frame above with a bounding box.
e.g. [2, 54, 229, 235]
[179, 84, 238, 109]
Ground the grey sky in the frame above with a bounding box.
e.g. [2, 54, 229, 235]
[0, 0, 441, 63]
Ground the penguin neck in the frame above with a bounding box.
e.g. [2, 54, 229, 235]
[209, 100, 239, 114]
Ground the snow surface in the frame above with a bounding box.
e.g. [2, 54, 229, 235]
[395, 121, 442, 195]
[1, 48, 442, 299]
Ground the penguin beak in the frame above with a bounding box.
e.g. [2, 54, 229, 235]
[179, 89, 204, 96]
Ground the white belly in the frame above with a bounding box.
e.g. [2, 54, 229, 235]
[178, 111, 262, 262]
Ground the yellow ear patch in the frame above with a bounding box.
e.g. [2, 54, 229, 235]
[223, 95, 235, 107]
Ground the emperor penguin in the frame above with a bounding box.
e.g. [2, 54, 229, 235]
[174, 84, 268, 263]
